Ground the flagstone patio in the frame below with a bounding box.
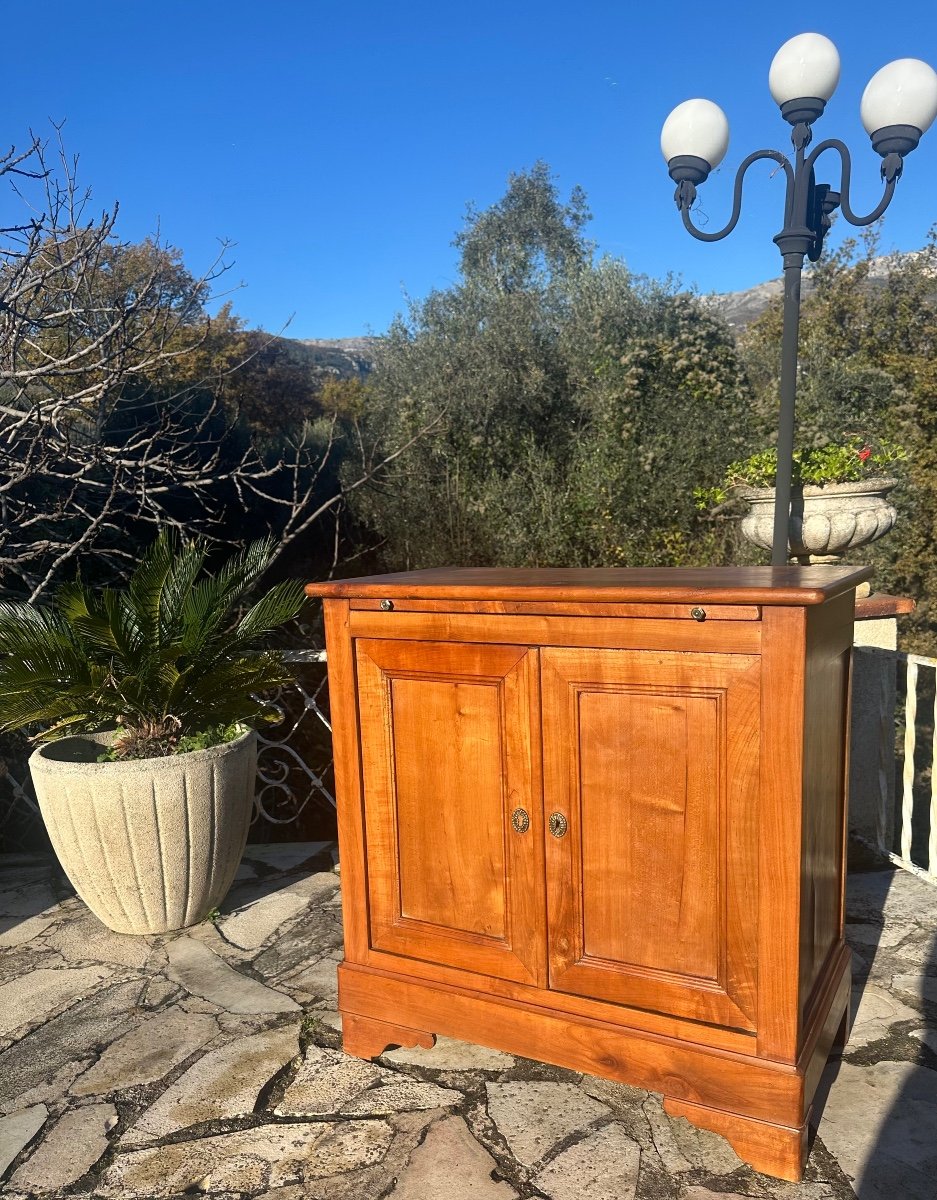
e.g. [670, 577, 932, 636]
[0, 842, 934, 1200]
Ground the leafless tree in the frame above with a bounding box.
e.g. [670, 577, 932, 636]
[0, 128, 438, 601]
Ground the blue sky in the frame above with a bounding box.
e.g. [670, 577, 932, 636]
[5, 1, 936, 338]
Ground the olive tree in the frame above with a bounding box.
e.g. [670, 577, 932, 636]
[350, 164, 757, 569]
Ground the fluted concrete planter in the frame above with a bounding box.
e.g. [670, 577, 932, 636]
[738, 477, 898, 563]
[29, 728, 257, 934]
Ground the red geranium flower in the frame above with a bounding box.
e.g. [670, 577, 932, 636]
[858, 446, 872, 462]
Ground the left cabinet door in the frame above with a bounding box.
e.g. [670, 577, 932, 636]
[355, 638, 546, 986]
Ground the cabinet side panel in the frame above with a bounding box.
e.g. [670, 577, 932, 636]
[322, 599, 370, 962]
[757, 607, 807, 1062]
[800, 593, 853, 1023]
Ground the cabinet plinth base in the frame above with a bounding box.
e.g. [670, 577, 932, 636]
[339, 956, 850, 1181]
[342, 1012, 436, 1059]
[663, 1097, 808, 1182]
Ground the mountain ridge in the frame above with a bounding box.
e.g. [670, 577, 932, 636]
[294, 252, 932, 372]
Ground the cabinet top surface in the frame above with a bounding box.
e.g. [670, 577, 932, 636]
[307, 565, 873, 606]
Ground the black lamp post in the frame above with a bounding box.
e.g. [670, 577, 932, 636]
[662, 33, 937, 565]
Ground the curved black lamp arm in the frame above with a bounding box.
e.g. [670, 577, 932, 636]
[679, 150, 795, 242]
[805, 138, 898, 226]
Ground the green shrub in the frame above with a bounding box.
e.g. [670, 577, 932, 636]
[695, 436, 906, 509]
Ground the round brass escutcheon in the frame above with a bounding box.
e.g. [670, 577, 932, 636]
[690, 606, 706, 621]
[549, 812, 568, 838]
[379, 599, 394, 611]
[511, 808, 530, 834]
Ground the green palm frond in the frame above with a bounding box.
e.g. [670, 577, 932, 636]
[178, 537, 279, 658]
[127, 532, 209, 656]
[0, 532, 306, 741]
[0, 672, 120, 736]
[156, 538, 208, 645]
[51, 583, 93, 625]
[168, 652, 292, 715]
[56, 583, 143, 663]
[0, 603, 91, 690]
[38, 714, 106, 742]
[230, 581, 309, 651]
[0, 601, 77, 655]
[127, 531, 177, 647]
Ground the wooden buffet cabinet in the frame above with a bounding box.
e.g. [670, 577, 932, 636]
[309, 566, 871, 1181]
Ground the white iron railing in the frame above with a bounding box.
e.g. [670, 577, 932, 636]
[893, 651, 937, 883]
[253, 649, 336, 826]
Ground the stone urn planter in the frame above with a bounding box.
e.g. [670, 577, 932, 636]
[29, 728, 257, 934]
[738, 477, 898, 563]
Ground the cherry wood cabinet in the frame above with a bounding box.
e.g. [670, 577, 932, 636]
[309, 566, 871, 1182]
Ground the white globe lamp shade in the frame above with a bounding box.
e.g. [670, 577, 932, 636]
[660, 99, 730, 170]
[769, 33, 841, 105]
[861, 59, 937, 137]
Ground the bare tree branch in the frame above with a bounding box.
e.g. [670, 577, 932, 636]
[0, 127, 431, 601]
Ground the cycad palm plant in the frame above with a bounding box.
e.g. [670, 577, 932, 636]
[0, 531, 306, 760]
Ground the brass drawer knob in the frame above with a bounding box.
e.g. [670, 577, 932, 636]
[549, 812, 568, 838]
[380, 599, 394, 611]
[690, 606, 706, 621]
[511, 808, 530, 834]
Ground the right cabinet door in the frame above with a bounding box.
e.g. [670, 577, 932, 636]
[541, 645, 760, 1032]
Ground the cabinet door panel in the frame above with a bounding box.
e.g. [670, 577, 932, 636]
[542, 648, 759, 1031]
[356, 639, 545, 986]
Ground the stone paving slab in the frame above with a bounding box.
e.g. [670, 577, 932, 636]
[816, 1059, 937, 1200]
[98, 1119, 396, 1196]
[42, 906, 160, 969]
[0, 845, 933, 1199]
[0, 979, 149, 1108]
[10, 1101, 116, 1191]
[532, 1123, 641, 1200]
[166, 936, 301, 1013]
[0, 965, 115, 1036]
[123, 1022, 301, 1144]
[0, 1104, 46, 1177]
[218, 890, 310, 950]
[71, 1008, 218, 1096]
[485, 1081, 611, 1168]
[0, 913, 57, 949]
[388, 1114, 520, 1199]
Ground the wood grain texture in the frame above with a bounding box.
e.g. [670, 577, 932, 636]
[342, 1012, 436, 1060]
[321, 600, 370, 963]
[360, 943, 756, 1054]
[757, 606, 807, 1063]
[354, 638, 546, 986]
[662, 1097, 808, 1182]
[309, 565, 872, 605]
[854, 593, 915, 620]
[799, 595, 853, 1026]
[800, 943, 851, 1110]
[338, 961, 804, 1127]
[541, 648, 759, 1031]
[350, 598, 761, 620]
[349, 611, 761, 655]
